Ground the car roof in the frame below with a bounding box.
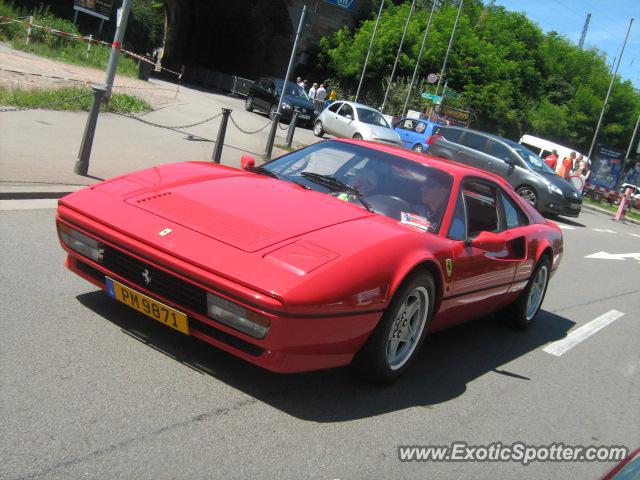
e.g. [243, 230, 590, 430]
[330, 138, 515, 190]
[336, 101, 381, 112]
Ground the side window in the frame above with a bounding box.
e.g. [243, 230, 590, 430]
[398, 119, 414, 130]
[463, 182, 500, 237]
[338, 104, 354, 118]
[448, 193, 467, 240]
[328, 102, 342, 113]
[486, 139, 514, 161]
[500, 191, 529, 229]
[437, 127, 463, 143]
[460, 132, 488, 151]
[256, 78, 267, 89]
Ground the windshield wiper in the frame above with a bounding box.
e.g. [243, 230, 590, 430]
[253, 166, 310, 189]
[300, 172, 374, 212]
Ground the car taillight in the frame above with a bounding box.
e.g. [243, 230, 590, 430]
[427, 134, 442, 145]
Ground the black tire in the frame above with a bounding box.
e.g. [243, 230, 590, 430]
[412, 144, 424, 153]
[353, 271, 435, 383]
[353, 133, 363, 140]
[502, 256, 551, 329]
[269, 104, 278, 120]
[313, 120, 324, 137]
[516, 185, 538, 208]
[245, 95, 254, 112]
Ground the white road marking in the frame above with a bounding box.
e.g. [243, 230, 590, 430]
[592, 228, 617, 233]
[0, 199, 58, 210]
[543, 310, 625, 356]
[558, 225, 575, 230]
[630, 233, 640, 238]
[585, 251, 640, 261]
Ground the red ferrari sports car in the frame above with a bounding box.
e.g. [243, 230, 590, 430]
[56, 139, 563, 382]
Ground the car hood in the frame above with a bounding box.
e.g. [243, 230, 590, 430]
[282, 95, 315, 113]
[539, 171, 581, 198]
[362, 124, 402, 144]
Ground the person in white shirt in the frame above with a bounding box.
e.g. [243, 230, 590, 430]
[315, 83, 327, 110]
[296, 76, 303, 88]
[309, 82, 318, 100]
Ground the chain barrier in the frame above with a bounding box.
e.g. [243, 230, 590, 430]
[0, 90, 92, 112]
[228, 114, 272, 135]
[114, 111, 223, 130]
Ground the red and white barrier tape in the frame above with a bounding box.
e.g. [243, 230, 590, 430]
[0, 15, 180, 77]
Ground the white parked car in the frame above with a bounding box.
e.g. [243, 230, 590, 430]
[313, 101, 402, 146]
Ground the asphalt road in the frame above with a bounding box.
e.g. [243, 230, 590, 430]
[1, 204, 638, 480]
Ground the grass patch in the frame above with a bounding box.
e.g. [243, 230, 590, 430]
[0, 1, 139, 77]
[0, 86, 152, 113]
[583, 197, 640, 222]
[275, 143, 296, 152]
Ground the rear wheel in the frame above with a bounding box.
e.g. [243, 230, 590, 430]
[313, 120, 324, 137]
[245, 95, 254, 112]
[412, 144, 424, 153]
[503, 256, 551, 329]
[516, 186, 538, 208]
[353, 133, 363, 140]
[353, 271, 435, 383]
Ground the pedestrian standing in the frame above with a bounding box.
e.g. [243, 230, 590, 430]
[315, 83, 327, 110]
[558, 151, 576, 179]
[544, 149, 559, 170]
[302, 79, 309, 91]
[309, 82, 318, 100]
[296, 76, 303, 88]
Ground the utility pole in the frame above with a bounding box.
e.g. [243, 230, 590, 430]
[624, 113, 640, 166]
[75, 0, 133, 176]
[434, 0, 464, 98]
[355, 0, 385, 103]
[587, 17, 634, 161]
[264, 3, 307, 161]
[578, 13, 591, 49]
[402, 0, 438, 117]
[381, 0, 416, 113]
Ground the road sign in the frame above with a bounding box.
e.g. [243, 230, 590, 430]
[421, 93, 442, 102]
[323, 0, 356, 11]
[427, 73, 438, 83]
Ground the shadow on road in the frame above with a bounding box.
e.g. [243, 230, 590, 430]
[547, 215, 587, 228]
[78, 291, 575, 423]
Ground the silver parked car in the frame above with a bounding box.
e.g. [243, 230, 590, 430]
[313, 101, 402, 146]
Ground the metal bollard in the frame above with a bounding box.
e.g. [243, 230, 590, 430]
[286, 112, 299, 148]
[74, 85, 107, 176]
[26, 15, 32, 45]
[264, 113, 281, 161]
[613, 187, 633, 222]
[212, 108, 232, 164]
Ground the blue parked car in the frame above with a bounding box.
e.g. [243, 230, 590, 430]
[393, 118, 444, 152]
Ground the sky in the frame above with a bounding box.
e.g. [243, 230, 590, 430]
[491, 0, 639, 88]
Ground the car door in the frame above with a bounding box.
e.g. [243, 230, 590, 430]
[395, 119, 416, 149]
[252, 78, 269, 111]
[322, 101, 343, 135]
[334, 103, 356, 138]
[443, 179, 524, 324]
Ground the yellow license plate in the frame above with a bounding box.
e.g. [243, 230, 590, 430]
[106, 277, 189, 335]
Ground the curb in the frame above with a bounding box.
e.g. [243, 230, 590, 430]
[0, 184, 86, 200]
[581, 203, 640, 226]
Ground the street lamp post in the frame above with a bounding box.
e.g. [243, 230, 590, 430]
[381, 0, 416, 114]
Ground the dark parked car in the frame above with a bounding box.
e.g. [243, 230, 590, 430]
[428, 126, 582, 217]
[245, 77, 317, 126]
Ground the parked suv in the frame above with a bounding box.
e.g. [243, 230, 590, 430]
[245, 77, 317, 127]
[429, 126, 582, 217]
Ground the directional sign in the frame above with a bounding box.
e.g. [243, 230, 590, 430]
[323, 0, 356, 11]
[421, 93, 443, 102]
[585, 251, 640, 261]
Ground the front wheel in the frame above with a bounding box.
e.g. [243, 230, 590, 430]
[412, 143, 424, 153]
[503, 256, 551, 329]
[516, 186, 538, 208]
[313, 120, 324, 137]
[245, 95, 254, 112]
[353, 271, 435, 383]
[269, 104, 278, 120]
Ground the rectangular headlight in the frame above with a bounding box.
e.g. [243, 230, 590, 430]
[206, 293, 270, 339]
[58, 223, 104, 263]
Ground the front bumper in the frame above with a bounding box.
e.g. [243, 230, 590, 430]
[59, 218, 382, 373]
[541, 195, 582, 217]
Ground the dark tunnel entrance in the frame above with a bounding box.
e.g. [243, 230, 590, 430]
[163, 0, 295, 80]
